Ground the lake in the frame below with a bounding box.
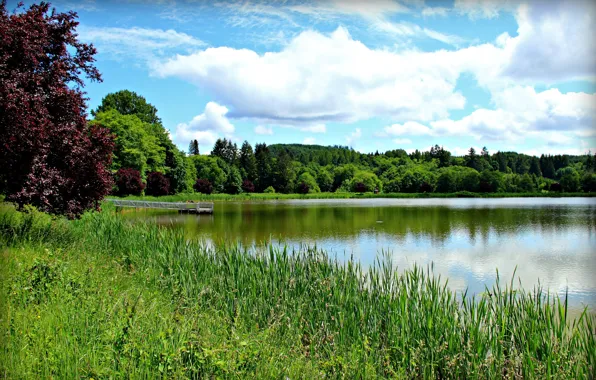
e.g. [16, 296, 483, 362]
[123, 197, 596, 309]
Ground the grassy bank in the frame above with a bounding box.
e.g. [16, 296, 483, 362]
[1, 205, 594, 378]
[116, 191, 596, 202]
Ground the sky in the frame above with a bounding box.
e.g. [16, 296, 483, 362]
[10, 0, 596, 155]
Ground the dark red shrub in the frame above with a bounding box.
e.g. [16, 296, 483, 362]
[145, 172, 170, 196]
[241, 179, 255, 193]
[194, 178, 213, 194]
[549, 182, 562, 192]
[0, 2, 113, 218]
[115, 168, 144, 196]
[353, 182, 367, 193]
[419, 182, 434, 193]
[297, 182, 310, 194]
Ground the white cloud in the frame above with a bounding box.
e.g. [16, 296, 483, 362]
[346, 128, 362, 146]
[502, 1, 596, 83]
[303, 137, 317, 145]
[254, 125, 274, 135]
[383, 121, 433, 136]
[154, 26, 466, 126]
[373, 20, 466, 46]
[79, 26, 205, 60]
[172, 102, 234, 151]
[421, 7, 449, 17]
[393, 138, 412, 145]
[453, 0, 517, 19]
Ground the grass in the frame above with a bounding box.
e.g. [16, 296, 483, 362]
[1, 204, 595, 378]
[115, 191, 596, 203]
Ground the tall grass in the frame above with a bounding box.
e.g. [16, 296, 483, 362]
[1, 204, 594, 378]
[117, 191, 596, 202]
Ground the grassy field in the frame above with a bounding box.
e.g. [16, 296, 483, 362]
[115, 191, 596, 203]
[1, 204, 594, 378]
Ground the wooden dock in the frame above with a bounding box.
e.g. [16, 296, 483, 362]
[107, 199, 214, 214]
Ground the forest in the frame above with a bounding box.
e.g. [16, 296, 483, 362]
[91, 91, 596, 197]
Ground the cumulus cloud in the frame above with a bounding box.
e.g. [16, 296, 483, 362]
[172, 102, 234, 151]
[502, 1, 596, 83]
[153, 26, 467, 126]
[381, 86, 596, 144]
[254, 125, 274, 135]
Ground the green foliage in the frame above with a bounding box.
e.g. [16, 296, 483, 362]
[296, 172, 320, 193]
[557, 167, 581, 192]
[92, 90, 161, 125]
[224, 166, 243, 195]
[263, 186, 276, 194]
[90, 110, 165, 174]
[1, 207, 595, 378]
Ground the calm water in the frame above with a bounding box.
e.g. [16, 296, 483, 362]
[124, 198, 596, 308]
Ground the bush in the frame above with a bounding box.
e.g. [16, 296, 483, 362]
[194, 178, 213, 194]
[115, 168, 144, 196]
[297, 182, 310, 194]
[145, 172, 170, 196]
[353, 182, 367, 193]
[241, 179, 255, 193]
[264, 186, 276, 194]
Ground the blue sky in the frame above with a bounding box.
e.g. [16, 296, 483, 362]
[11, 0, 596, 155]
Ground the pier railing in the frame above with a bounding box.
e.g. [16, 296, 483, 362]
[106, 199, 214, 213]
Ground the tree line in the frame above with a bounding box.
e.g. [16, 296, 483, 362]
[89, 89, 596, 197]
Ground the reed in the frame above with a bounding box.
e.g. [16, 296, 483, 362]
[1, 204, 594, 378]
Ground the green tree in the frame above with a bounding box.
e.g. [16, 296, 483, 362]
[239, 141, 258, 181]
[316, 169, 333, 192]
[90, 110, 165, 174]
[557, 167, 580, 192]
[273, 150, 296, 193]
[436, 170, 456, 193]
[529, 157, 542, 177]
[92, 90, 161, 125]
[296, 172, 320, 193]
[224, 166, 243, 194]
[188, 139, 199, 156]
[255, 143, 273, 192]
[348, 171, 382, 193]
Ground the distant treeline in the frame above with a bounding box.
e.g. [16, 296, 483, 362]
[93, 91, 596, 197]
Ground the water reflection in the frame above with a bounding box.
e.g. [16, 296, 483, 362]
[123, 198, 596, 308]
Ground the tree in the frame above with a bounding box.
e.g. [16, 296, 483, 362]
[241, 179, 255, 193]
[115, 168, 144, 196]
[255, 143, 273, 191]
[145, 172, 170, 196]
[90, 110, 165, 174]
[0, 2, 114, 217]
[211, 138, 237, 165]
[466, 148, 481, 172]
[194, 179, 213, 194]
[273, 150, 296, 193]
[529, 157, 542, 177]
[224, 166, 243, 194]
[296, 172, 320, 193]
[188, 139, 199, 156]
[92, 90, 161, 125]
[239, 141, 257, 181]
[557, 167, 580, 192]
[436, 171, 456, 193]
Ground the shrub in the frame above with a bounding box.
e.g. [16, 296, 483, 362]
[194, 178, 213, 194]
[115, 168, 144, 196]
[419, 182, 434, 193]
[353, 182, 367, 193]
[264, 186, 276, 194]
[549, 182, 562, 192]
[241, 179, 255, 193]
[297, 182, 310, 194]
[145, 172, 170, 196]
